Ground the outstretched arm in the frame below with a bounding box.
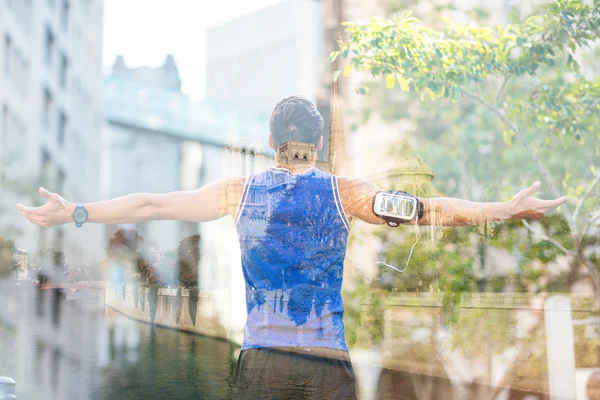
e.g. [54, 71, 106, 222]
[417, 182, 568, 225]
[338, 178, 568, 226]
[16, 177, 246, 227]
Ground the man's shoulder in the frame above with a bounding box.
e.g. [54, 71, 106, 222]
[336, 176, 379, 193]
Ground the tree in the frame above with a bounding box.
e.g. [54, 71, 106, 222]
[177, 234, 200, 289]
[332, 2, 599, 396]
[0, 237, 21, 278]
[30, 248, 67, 283]
[106, 229, 157, 286]
[334, 0, 600, 290]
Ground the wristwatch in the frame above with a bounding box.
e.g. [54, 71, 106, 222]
[73, 204, 88, 227]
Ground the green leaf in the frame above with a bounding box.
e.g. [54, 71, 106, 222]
[420, 88, 436, 101]
[343, 64, 353, 77]
[591, 165, 597, 177]
[451, 88, 461, 102]
[572, 58, 580, 73]
[559, 29, 569, 44]
[356, 86, 368, 95]
[399, 77, 410, 92]
[503, 130, 514, 146]
[329, 51, 340, 62]
[437, 85, 446, 97]
[385, 73, 396, 89]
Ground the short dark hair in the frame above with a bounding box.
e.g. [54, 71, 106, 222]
[269, 95, 323, 147]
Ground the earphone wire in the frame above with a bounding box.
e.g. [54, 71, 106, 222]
[346, 213, 420, 274]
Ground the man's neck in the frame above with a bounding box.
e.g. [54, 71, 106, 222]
[275, 141, 317, 174]
[274, 162, 316, 174]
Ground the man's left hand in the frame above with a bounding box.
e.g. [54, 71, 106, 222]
[508, 181, 569, 220]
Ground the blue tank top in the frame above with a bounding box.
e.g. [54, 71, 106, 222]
[235, 167, 350, 351]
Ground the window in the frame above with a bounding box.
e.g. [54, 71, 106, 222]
[43, 87, 53, 128]
[45, 26, 55, 68]
[57, 169, 65, 195]
[14, 48, 21, 86]
[60, 1, 70, 32]
[41, 148, 51, 168]
[59, 53, 68, 89]
[1, 104, 8, 152]
[22, 59, 29, 96]
[241, 148, 247, 176]
[3, 34, 11, 77]
[40, 148, 51, 191]
[57, 111, 67, 146]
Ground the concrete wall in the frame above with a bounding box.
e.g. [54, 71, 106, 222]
[107, 283, 597, 398]
[106, 284, 231, 340]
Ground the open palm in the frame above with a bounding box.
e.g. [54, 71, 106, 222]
[16, 187, 75, 227]
[509, 181, 569, 219]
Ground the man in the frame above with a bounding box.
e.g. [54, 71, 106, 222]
[17, 95, 568, 399]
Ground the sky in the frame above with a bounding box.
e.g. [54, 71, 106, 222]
[102, 0, 282, 100]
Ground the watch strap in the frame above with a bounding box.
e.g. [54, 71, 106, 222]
[73, 204, 88, 227]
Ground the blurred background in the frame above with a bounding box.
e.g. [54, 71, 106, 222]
[0, 0, 598, 399]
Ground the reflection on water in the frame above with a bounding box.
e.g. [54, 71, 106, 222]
[0, 281, 236, 400]
[1, 281, 597, 399]
[97, 307, 235, 400]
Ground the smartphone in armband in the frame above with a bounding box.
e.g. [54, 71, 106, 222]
[372, 191, 423, 227]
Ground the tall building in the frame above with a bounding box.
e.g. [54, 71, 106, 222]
[205, 0, 322, 116]
[102, 55, 273, 251]
[101, 55, 195, 252]
[102, 55, 274, 338]
[0, 0, 105, 266]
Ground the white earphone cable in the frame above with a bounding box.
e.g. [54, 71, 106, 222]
[346, 214, 420, 274]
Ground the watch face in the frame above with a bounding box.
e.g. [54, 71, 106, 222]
[74, 210, 87, 223]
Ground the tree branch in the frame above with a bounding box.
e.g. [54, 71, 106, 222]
[494, 74, 512, 105]
[460, 89, 573, 222]
[571, 172, 600, 227]
[522, 220, 600, 292]
[580, 255, 600, 292]
[521, 220, 575, 256]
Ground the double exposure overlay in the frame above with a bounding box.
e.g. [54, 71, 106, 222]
[0, 0, 598, 399]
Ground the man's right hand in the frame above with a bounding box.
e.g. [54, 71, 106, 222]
[17, 187, 75, 228]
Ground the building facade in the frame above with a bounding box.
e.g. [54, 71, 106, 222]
[205, 0, 322, 116]
[0, 0, 105, 267]
[102, 55, 276, 335]
[102, 55, 274, 250]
